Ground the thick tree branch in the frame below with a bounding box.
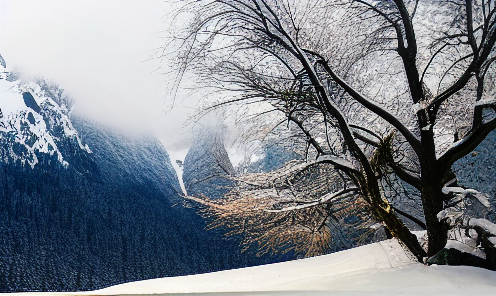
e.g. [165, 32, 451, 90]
[394, 0, 417, 54]
[438, 115, 496, 169]
[353, 131, 381, 147]
[393, 206, 426, 230]
[389, 162, 421, 190]
[466, 0, 479, 57]
[315, 57, 421, 154]
[349, 124, 383, 143]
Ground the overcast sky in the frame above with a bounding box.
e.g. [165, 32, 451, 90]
[0, 0, 196, 161]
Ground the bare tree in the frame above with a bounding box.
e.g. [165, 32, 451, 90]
[168, 0, 496, 261]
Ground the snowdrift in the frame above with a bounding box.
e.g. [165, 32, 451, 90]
[10, 239, 496, 296]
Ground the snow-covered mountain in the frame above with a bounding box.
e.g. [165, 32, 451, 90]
[0, 72, 91, 168]
[0, 61, 280, 292]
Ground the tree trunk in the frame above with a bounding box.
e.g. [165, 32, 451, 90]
[420, 173, 449, 256]
[365, 179, 427, 261]
[378, 206, 427, 261]
[419, 129, 449, 256]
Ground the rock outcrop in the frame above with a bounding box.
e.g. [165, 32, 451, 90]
[182, 126, 236, 199]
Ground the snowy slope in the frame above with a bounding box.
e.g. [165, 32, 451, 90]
[0, 70, 90, 168]
[9, 239, 496, 296]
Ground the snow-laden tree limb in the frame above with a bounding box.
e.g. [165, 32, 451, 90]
[438, 115, 496, 169]
[266, 187, 359, 212]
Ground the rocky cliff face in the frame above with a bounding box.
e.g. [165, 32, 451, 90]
[0, 66, 275, 292]
[182, 126, 236, 199]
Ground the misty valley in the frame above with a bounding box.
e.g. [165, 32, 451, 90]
[0, 71, 296, 291]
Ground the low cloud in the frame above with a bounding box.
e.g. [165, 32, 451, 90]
[0, 0, 196, 155]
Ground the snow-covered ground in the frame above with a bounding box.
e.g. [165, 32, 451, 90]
[8, 239, 496, 296]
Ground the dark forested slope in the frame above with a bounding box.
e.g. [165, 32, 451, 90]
[0, 74, 277, 292]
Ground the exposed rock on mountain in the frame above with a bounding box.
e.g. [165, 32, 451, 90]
[0, 54, 6, 68]
[182, 126, 236, 199]
[0, 78, 90, 168]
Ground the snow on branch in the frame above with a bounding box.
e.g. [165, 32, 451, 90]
[469, 218, 496, 237]
[315, 155, 358, 172]
[438, 115, 496, 167]
[438, 187, 491, 227]
[187, 157, 372, 258]
[266, 187, 359, 212]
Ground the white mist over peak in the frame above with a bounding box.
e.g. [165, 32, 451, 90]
[0, 0, 195, 156]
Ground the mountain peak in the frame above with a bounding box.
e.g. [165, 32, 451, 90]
[0, 69, 91, 168]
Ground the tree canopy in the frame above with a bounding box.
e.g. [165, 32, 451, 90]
[168, 0, 496, 262]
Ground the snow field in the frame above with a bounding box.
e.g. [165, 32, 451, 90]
[8, 239, 496, 296]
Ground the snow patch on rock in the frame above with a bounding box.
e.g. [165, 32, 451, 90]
[0, 70, 91, 168]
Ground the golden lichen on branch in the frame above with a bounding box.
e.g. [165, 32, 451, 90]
[370, 132, 395, 175]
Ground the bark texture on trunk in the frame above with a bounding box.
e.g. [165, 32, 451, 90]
[419, 129, 449, 256]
